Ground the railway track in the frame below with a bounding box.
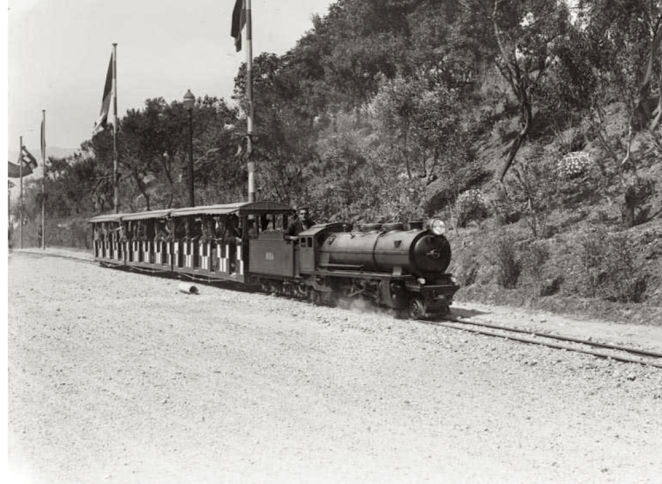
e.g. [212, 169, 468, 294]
[14, 249, 662, 368]
[426, 316, 662, 369]
[12, 248, 98, 266]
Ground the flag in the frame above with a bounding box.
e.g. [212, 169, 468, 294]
[93, 52, 115, 135]
[41, 116, 46, 162]
[21, 147, 38, 170]
[231, 0, 246, 52]
[8, 147, 39, 178]
[8, 160, 33, 178]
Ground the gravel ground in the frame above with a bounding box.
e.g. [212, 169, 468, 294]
[7, 250, 662, 484]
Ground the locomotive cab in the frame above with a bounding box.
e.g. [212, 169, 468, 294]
[298, 223, 349, 274]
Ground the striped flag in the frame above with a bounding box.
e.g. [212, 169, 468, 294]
[93, 51, 116, 135]
[21, 147, 38, 170]
[231, 0, 246, 52]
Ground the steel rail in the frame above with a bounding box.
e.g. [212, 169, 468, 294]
[446, 316, 662, 360]
[424, 317, 662, 369]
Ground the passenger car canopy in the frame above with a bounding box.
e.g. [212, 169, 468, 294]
[121, 209, 173, 221]
[169, 201, 291, 218]
[89, 201, 291, 224]
[89, 213, 127, 224]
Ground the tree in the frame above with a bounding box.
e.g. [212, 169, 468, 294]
[39, 153, 100, 217]
[108, 96, 240, 210]
[491, 0, 571, 180]
[233, 53, 323, 204]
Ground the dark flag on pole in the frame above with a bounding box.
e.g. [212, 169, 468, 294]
[8, 148, 38, 178]
[93, 52, 116, 135]
[8, 161, 29, 178]
[21, 147, 39, 170]
[231, 0, 246, 52]
[41, 116, 47, 162]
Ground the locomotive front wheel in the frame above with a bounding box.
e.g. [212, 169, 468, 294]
[407, 296, 427, 320]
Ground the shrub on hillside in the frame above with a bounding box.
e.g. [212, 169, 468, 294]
[518, 241, 563, 296]
[492, 231, 521, 289]
[557, 151, 592, 179]
[454, 189, 488, 227]
[520, 241, 549, 280]
[508, 157, 559, 238]
[579, 228, 646, 303]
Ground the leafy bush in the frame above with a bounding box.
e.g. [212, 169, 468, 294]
[579, 228, 646, 302]
[454, 189, 488, 227]
[492, 231, 521, 289]
[519, 241, 558, 296]
[557, 151, 592, 179]
[520, 241, 549, 281]
[508, 155, 560, 238]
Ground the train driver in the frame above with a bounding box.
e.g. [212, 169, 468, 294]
[285, 207, 315, 241]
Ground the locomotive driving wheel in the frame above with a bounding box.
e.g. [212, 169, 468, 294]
[407, 296, 427, 320]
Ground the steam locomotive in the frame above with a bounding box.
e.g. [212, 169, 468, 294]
[89, 201, 459, 319]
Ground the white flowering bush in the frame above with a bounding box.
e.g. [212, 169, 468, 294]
[455, 189, 488, 227]
[557, 151, 592, 179]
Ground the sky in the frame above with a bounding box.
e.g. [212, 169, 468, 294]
[6, 0, 336, 154]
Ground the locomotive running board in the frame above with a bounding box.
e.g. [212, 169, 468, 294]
[312, 268, 415, 281]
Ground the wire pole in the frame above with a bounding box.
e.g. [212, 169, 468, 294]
[19, 135, 23, 249]
[188, 109, 195, 207]
[112, 43, 119, 213]
[246, 0, 255, 202]
[41, 110, 46, 249]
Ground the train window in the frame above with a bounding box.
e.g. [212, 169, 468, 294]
[262, 213, 284, 232]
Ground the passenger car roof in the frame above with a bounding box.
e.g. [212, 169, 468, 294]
[169, 201, 291, 218]
[89, 201, 291, 223]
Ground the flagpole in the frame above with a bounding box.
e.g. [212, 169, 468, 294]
[112, 43, 119, 213]
[245, 0, 255, 203]
[19, 135, 23, 249]
[41, 110, 46, 250]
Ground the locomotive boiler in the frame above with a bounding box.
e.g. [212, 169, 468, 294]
[318, 222, 452, 278]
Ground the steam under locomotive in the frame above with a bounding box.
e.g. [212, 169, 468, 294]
[89, 201, 459, 319]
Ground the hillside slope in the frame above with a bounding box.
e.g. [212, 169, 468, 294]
[447, 102, 662, 325]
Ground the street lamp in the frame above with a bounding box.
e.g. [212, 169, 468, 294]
[183, 89, 195, 207]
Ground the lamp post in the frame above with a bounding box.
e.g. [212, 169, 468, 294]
[183, 89, 195, 207]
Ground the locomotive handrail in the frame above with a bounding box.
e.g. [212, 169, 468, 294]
[318, 262, 365, 270]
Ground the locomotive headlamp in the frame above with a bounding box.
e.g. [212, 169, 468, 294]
[428, 218, 446, 236]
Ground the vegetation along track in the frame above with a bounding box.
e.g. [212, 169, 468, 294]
[427, 317, 662, 369]
[15, 249, 662, 369]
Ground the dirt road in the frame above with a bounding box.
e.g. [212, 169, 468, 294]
[8, 251, 662, 484]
